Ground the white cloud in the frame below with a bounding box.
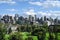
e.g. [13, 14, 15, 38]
[29, 1, 60, 7]
[49, 11, 60, 16]
[0, 0, 16, 4]
[47, 0, 58, 1]
[29, 2, 42, 6]
[6, 9, 18, 12]
[24, 8, 60, 18]
[8, 14, 15, 17]
[38, 11, 60, 17]
[38, 12, 51, 16]
[19, 0, 28, 1]
[2, 13, 15, 17]
[24, 9, 36, 16]
[18, 0, 34, 2]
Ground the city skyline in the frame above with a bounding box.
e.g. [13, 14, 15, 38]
[0, 0, 60, 19]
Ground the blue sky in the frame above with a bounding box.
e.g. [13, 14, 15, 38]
[0, 0, 60, 18]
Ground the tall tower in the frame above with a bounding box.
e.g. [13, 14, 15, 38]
[13, 14, 19, 24]
[0, 15, 1, 22]
[34, 15, 37, 22]
[14, 14, 19, 21]
[43, 16, 47, 22]
[29, 15, 32, 22]
[54, 17, 58, 25]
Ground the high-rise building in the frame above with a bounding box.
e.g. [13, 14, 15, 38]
[29, 15, 32, 22]
[14, 14, 19, 21]
[32, 16, 35, 22]
[14, 14, 19, 24]
[29, 15, 36, 22]
[0, 15, 1, 22]
[44, 16, 47, 21]
[34, 15, 37, 22]
[2, 15, 10, 23]
[54, 17, 58, 25]
[9, 16, 13, 24]
[28, 15, 34, 25]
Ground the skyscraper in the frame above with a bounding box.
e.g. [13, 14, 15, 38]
[44, 16, 47, 21]
[54, 17, 58, 25]
[3, 15, 10, 23]
[0, 15, 1, 22]
[14, 14, 19, 21]
[29, 15, 32, 22]
[14, 14, 19, 24]
[29, 15, 36, 22]
[34, 15, 37, 22]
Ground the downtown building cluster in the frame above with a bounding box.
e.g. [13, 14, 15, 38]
[0, 14, 60, 26]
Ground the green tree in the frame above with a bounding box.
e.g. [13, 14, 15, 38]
[0, 24, 7, 40]
[10, 32, 23, 40]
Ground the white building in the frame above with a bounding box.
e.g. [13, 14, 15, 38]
[11, 25, 18, 33]
[47, 20, 54, 26]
